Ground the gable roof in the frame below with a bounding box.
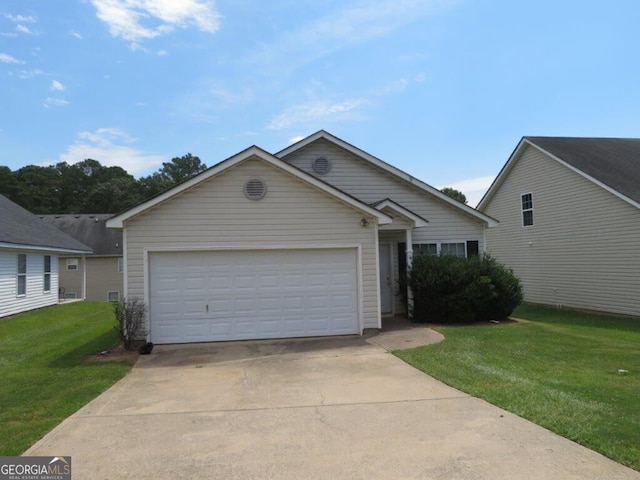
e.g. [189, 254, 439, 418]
[0, 194, 92, 253]
[276, 130, 498, 228]
[478, 136, 640, 210]
[107, 145, 393, 228]
[39, 214, 122, 256]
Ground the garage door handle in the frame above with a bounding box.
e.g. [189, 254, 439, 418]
[205, 304, 209, 313]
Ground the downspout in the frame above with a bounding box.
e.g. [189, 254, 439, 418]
[82, 253, 87, 300]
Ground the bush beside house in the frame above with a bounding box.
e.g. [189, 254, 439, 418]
[409, 254, 523, 323]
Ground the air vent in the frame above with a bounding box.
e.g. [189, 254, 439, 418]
[312, 156, 331, 175]
[244, 178, 267, 200]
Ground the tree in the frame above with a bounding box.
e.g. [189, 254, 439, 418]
[12, 165, 62, 213]
[441, 187, 467, 204]
[160, 153, 207, 184]
[138, 153, 207, 199]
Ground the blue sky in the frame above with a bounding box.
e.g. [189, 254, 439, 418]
[1, 0, 639, 206]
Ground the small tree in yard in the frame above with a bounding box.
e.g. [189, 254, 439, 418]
[114, 298, 148, 351]
[409, 254, 523, 323]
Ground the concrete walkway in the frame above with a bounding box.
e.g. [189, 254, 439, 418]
[26, 324, 639, 479]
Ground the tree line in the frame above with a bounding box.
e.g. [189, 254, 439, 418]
[0, 154, 207, 214]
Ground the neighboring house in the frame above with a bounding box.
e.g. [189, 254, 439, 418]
[107, 130, 497, 344]
[0, 194, 92, 318]
[39, 214, 124, 302]
[478, 136, 640, 317]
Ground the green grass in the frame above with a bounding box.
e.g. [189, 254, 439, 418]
[395, 304, 640, 470]
[0, 301, 133, 455]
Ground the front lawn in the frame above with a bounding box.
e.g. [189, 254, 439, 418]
[395, 304, 640, 470]
[0, 301, 133, 455]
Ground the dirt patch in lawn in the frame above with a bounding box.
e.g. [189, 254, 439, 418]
[85, 345, 139, 365]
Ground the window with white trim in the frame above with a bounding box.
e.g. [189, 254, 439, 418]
[117, 257, 124, 273]
[67, 258, 79, 270]
[44, 255, 51, 293]
[440, 242, 466, 258]
[17, 254, 27, 296]
[522, 193, 534, 227]
[108, 291, 120, 302]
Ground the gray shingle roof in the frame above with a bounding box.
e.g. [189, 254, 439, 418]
[0, 194, 92, 252]
[526, 137, 640, 204]
[39, 214, 122, 256]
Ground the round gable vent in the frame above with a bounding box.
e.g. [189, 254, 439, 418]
[244, 178, 267, 200]
[312, 156, 331, 175]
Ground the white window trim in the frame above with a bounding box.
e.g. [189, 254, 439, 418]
[43, 255, 52, 293]
[108, 291, 120, 302]
[67, 258, 79, 270]
[521, 192, 534, 227]
[17, 253, 27, 297]
[117, 257, 124, 273]
[412, 241, 468, 258]
[64, 292, 78, 299]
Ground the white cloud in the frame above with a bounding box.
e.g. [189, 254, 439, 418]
[268, 98, 366, 130]
[16, 24, 32, 34]
[5, 14, 37, 23]
[50, 80, 65, 91]
[58, 128, 165, 175]
[437, 175, 496, 208]
[43, 97, 70, 108]
[70, 31, 82, 39]
[89, 0, 221, 42]
[0, 52, 24, 64]
[288, 135, 305, 145]
[17, 68, 45, 79]
[156, 49, 168, 56]
[250, 0, 449, 72]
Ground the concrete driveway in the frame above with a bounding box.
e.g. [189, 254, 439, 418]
[27, 330, 639, 480]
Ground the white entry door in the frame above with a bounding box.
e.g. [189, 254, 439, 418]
[149, 248, 359, 344]
[379, 244, 392, 314]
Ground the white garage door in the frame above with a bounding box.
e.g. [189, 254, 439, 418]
[149, 249, 359, 344]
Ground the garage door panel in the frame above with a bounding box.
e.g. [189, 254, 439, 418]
[149, 249, 358, 344]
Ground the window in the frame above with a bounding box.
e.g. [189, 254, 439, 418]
[117, 257, 124, 273]
[413, 243, 437, 257]
[67, 258, 79, 270]
[522, 193, 534, 226]
[44, 255, 51, 293]
[440, 243, 466, 257]
[108, 291, 120, 302]
[64, 292, 78, 299]
[17, 254, 27, 296]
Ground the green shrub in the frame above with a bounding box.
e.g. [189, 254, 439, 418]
[408, 254, 523, 323]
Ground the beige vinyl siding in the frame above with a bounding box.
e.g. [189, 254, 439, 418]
[124, 157, 380, 330]
[87, 257, 123, 301]
[282, 139, 485, 246]
[58, 257, 83, 299]
[0, 250, 59, 318]
[482, 144, 640, 317]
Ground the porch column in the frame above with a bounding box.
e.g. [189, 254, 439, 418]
[405, 229, 413, 320]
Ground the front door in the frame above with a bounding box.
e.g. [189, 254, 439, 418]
[379, 243, 392, 314]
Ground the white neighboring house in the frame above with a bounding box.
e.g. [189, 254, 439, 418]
[0, 194, 92, 318]
[107, 131, 497, 344]
[478, 136, 640, 317]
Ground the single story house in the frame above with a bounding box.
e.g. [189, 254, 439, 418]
[478, 136, 640, 317]
[0, 194, 92, 318]
[107, 131, 497, 344]
[40, 214, 124, 302]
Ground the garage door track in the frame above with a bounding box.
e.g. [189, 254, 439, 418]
[26, 334, 640, 479]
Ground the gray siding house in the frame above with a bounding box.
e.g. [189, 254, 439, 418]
[0, 194, 92, 318]
[108, 131, 497, 344]
[478, 136, 640, 317]
[40, 214, 124, 302]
